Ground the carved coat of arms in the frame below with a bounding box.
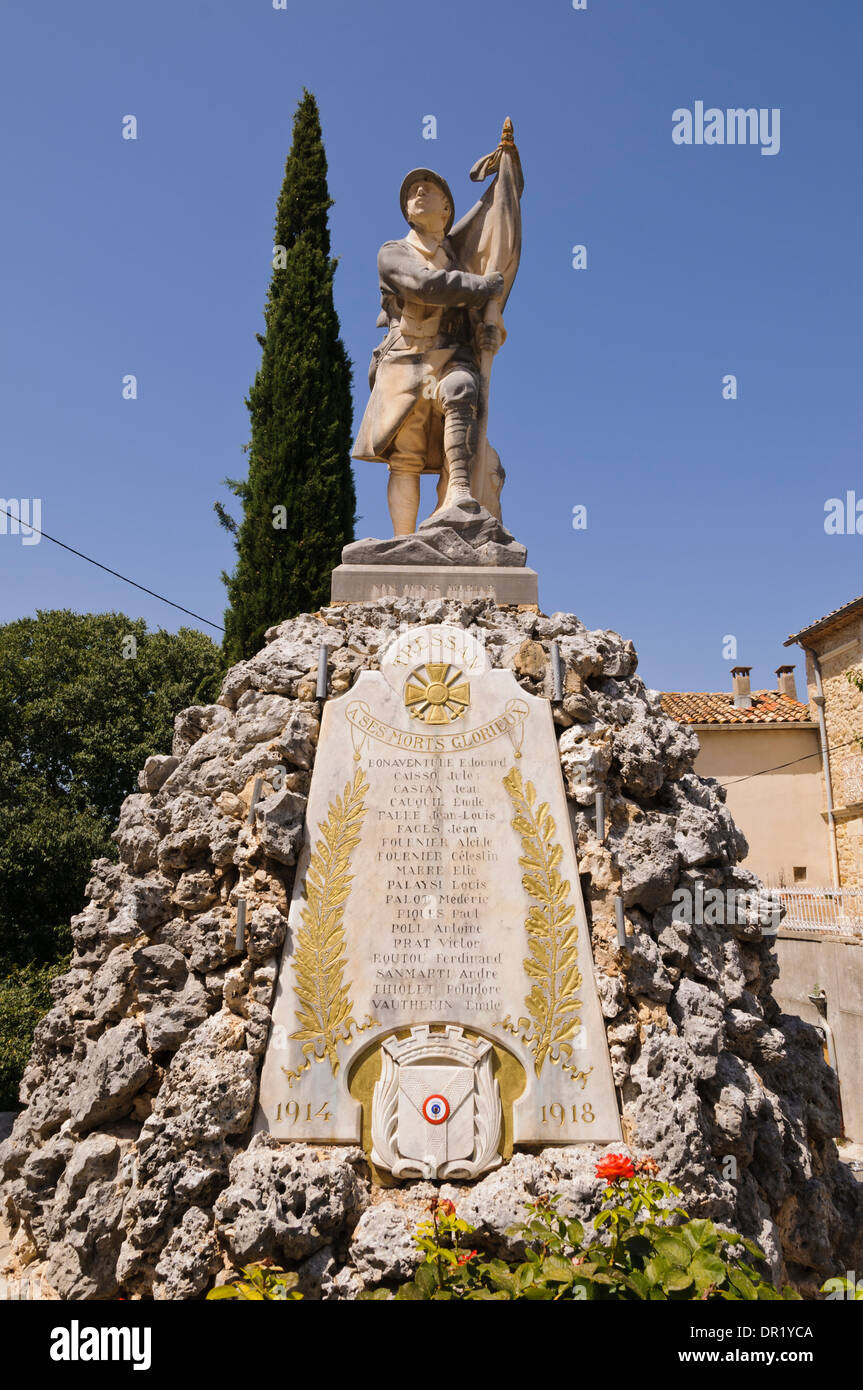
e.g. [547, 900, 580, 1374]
[370, 1025, 502, 1180]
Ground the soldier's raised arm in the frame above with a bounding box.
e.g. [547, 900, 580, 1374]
[379, 242, 503, 308]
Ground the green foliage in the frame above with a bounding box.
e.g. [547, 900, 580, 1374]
[0, 609, 223, 968]
[0, 957, 69, 1109]
[0, 609, 224, 1105]
[219, 89, 356, 663]
[207, 1262, 302, 1301]
[361, 1176, 802, 1302]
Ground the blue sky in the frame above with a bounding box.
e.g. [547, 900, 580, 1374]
[1, 0, 861, 695]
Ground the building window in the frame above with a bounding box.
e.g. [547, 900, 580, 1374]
[793, 866, 807, 883]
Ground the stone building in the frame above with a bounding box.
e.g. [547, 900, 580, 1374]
[786, 593, 863, 891]
[661, 668, 829, 887]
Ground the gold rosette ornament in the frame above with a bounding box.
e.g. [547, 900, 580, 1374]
[404, 664, 470, 724]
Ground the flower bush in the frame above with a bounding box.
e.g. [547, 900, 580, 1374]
[207, 1260, 302, 1301]
[594, 1152, 636, 1182]
[360, 1158, 802, 1301]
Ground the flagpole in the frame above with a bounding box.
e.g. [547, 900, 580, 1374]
[471, 118, 518, 514]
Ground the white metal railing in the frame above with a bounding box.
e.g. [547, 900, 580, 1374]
[776, 887, 863, 938]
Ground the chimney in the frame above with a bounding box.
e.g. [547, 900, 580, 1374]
[731, 666, 752, 710]
[776, 664, 797, 701]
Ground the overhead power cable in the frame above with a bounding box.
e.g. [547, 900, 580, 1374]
[0, 507, 224, 632]
[716, 735, 861, 787]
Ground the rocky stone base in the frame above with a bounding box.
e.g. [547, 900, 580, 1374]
[1, 597, 861, 1299]
[208, 1138, 686, 1300]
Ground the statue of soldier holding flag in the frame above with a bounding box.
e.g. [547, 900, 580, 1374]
[352, 120, 524, 537]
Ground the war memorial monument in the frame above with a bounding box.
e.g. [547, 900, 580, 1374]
[1, 123, 861, 1300]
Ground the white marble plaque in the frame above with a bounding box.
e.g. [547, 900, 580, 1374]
[257, 625, 621, 1164]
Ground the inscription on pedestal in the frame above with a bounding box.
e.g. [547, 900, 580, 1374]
[257, 625, 621, 1174]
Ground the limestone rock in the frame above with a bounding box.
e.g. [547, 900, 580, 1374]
[112, 795, 162, 874]
[454, 1152, 553, 1257]
[171, 704, 232, 760]
[253, 787, 306, 866]
[612, 700, 698, 799]
[118, 875, 174, 933]
[91, 948, 137, 1021]
[139, 1012, 257, 1154]
[214, 1137, 369, 1264]
[160, 908, 241, 974]
[559, 725, 613, 805]
[219, 616, 339, 709]
[157, 793, 240, 871]
[43, 1134, 136, 1299]
[143, 1001, 209, 1054]
[133, 944, 188, 996]
[611, 818, 681, 913]
[139, 755, 179, 793]
[152, 1206, 223, 1300]
[514, 638, 546, 679]
[245, 903, 288, 964]
[348, 1202, 423, 1284]
[172, 871, 219, 912]
[295, 1244, 337, 1300]
[69, 1019, 153, 1134]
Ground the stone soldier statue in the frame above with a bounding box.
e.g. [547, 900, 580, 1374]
[352, 126, 523, 538]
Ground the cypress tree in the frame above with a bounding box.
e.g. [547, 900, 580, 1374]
[217, 90, 355, 661]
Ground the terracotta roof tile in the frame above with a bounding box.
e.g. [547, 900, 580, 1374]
[786, 592, 863, 645]
[661, 690, 813, 726]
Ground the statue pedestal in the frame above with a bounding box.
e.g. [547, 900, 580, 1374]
[333, 499, 537, 604]
[330, 563, 538, 605]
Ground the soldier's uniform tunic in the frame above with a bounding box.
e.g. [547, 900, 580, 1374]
[352, 229, 496, 479]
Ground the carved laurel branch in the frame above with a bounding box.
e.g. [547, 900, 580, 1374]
[498, 768, 587, 1081]
[284, 766, 371, 1083]
[497, 1015, 593, 1089]
[369, 1047, 400, 1172]
[281, 1015, 375, 1090]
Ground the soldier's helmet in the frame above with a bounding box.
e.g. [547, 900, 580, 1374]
[400, 168, 455, 236]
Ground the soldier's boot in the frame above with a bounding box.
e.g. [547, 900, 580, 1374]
[442, 403, 476, 504]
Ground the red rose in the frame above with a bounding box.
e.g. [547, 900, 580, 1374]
[595, 1153, 635, 1182]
